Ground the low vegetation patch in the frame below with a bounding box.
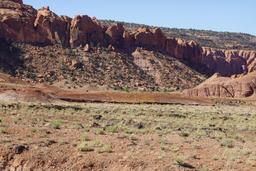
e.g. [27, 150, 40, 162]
[1, 100, 256, 170]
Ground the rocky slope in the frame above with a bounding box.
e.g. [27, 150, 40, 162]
[10, 43, 204, 91]
[1, 0, 256, 97]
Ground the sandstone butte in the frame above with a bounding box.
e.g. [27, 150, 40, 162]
[1, 0, 256, 98]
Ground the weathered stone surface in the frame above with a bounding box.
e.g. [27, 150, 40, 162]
[151, 28, 166, 51]
[70, 15, 104, 48]
[200, 47, 256, 76]
[105, 23, 125, 47]
[34, 7, 71, 47]
[0, 1, 71, 46]
[166, 38, 202, 63]
[133, 27, 166, 51]
[165, 38, 177, 57]
[201, 47, 247, 76]
[123, 30, 135, 51]
[184, 72, 256, 98]
[0, 0, 42, 43]
[185, 48, 256, 98]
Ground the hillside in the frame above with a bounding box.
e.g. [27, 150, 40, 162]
[0, 0, 207, 92]
[0, 42, 205, 91]
[1, 0, 256, 98]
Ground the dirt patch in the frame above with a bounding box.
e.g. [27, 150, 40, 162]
[0, 82, 213, 105]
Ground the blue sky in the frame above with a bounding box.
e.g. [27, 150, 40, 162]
[24, 0, 256, 35]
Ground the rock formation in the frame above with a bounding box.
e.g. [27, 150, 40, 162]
[165, 38, 202, 63]
[0, 0, 41, 43]
[2, 0, 256, 98]
[133, 27, 166, 52]
[123, 31, 135, 51]
[184, 72, 256, 98]
[70, 15, 104, 48]
[201, 47, 248, 76]
[184, 48, 256, 98]
[34, 6, 71, 47]
[105, 23, 125, 48]
[0, 0, 206, 63]
[200, 48, 256, 76]
[0, 1, 70, 46]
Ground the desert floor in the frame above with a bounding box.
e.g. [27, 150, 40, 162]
[1, 100, 256, 171]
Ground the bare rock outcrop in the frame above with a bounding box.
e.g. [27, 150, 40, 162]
[185, 48, 256, 98]
[105, 23, 125, 48]
[201, 47, 256, 76]
[201, 47, 247, 76]
[0, 0, 209, 66]
[184, 72, 256, 98]
[34, 7, 71, 47]
[123, 30, 135, 51]
[0, 1, 70, 46]
[133, 27, 166, 51]
[166, 38, 202, 63]
[70, 15, 104, 48]
[0, 0, 43, 43]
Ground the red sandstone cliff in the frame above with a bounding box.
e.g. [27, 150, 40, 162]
[0, 0, 202, 61]
[1, 0, 256, 98]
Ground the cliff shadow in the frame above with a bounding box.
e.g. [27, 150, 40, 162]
[0, 38, 24, 76]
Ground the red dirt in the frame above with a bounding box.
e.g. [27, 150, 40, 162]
[0, 81, 213, 105]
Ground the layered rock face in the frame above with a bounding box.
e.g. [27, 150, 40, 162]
[123, 31, 135, 51]
[0, 0, 202, 65]
[184, 72, 256, 98]
[133, 28, 166, 52]
[0, 0, 201, 60]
